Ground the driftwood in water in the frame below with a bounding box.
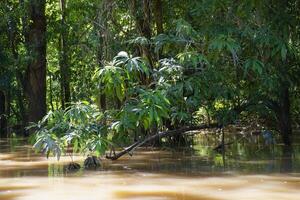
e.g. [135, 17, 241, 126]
[106, 123, 218, 160]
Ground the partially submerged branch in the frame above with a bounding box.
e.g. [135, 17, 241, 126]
[106, 123, 218, 160]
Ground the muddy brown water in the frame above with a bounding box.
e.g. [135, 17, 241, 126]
[0, 133, 300, 200]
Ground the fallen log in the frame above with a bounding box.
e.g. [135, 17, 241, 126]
[106, 123, 218, 160]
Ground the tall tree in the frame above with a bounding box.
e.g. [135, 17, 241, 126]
[94, 0, 114, 111]
[153, 0, 163, 35]
[59, 0, 70, 109]
[24, 0, 47, 123]
[153, 0, 164, 59]
[129, 0, 154, 68]
[0, 90, 7, 137]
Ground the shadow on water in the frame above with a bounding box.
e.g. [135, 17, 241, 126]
[192, 130, 300, 175]
[0, 133, 300, 200]
[1, 133, 300, 177]
[280, 146, 293, 173]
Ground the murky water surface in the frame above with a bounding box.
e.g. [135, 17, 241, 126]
[0, 132, 300, 200]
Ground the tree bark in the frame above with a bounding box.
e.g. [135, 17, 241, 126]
[129, 0, 154, 68]
[24, 0, 47, 124]
[59, 0, 70, 109]
[153, 0, 164, 59]
[0, 90, 7, 137]
[277, 86, 292, 146]
[106, 123, 218, 160]
[49, 72, 55, 111]
[153, 0, 163, 35]
[95, 0, 114, 111]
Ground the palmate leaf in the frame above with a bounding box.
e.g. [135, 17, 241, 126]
[114, 51, 150, 78]
[33, 130, 62, 160]
[244, 58, 264, 76]
[171, 110, 191, 125]
[153, 34, 173, 53]
[209, 35, 240, 55]
[271, 40, 288, 61]
[177, 51, 210, 67]
[97, 62, 126, 100]
[111, 105, 139, 133]
[157, 58, 183, 83]
[127, 36, 150, 46]
[175, 18, 198, 39]
[115, 84, 125, 101]
[96, 52, 151, 101]
[110, 88, 171, 134]
[85, 134, 111, 156]
[31, 102, 109, 159]
[137, 89, 171, 128]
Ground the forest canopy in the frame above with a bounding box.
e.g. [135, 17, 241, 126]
[0, 0, 300, 159]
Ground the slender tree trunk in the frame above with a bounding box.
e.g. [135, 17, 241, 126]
[129, 0, 154, 68]
[95, 0, 114, 111]
[59, 0, 70, 109]
[280, 146, 293, 172]
[5, 85, 11, 136]
[24, 0, 47, 124]
[100, 93, 106, 110]
[6, 2, 26, 134]
[153, 0, 164, 59]
[0, 91, 7, 137]
[277, 86, 292, 146]
[49, 72, 55, 111]
[274, 0, 293, 146]
[153, 0, 163, 35]
[96, 37, 107, 110]
[141, 0, 152, 39]
[16, 79, 27, 132]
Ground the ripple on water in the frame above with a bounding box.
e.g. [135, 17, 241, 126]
[0, 137, 300, 200]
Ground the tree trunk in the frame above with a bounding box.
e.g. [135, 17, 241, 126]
[95, 0, 114, 111]
[49, 72, 55, 111]
[153, 0, 163, 59]
[16, 79, 27, 133]
[280, 146, 293, 172]
[153, 0, 163, 35]
[18, 1, 28, 131]
[24, 0, 47, 124]
[0, 90, 7, 137]
[59, 0, 70, 109]
[129, 0, 154, 68]
[277, 87, 292, 146]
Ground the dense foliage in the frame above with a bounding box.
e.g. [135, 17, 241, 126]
[1, 0, 300, 158]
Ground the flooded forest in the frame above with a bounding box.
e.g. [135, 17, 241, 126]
[1, 0, 300, 199]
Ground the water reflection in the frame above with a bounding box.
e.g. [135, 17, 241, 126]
[193, 131, 300, 174]
[280, 146, 293, 173]
[0, 134, 300, 200]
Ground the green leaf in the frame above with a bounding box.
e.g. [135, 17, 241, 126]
[281, 44, 287, 61]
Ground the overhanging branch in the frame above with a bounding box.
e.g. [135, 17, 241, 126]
[106, 123, 218, 160]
